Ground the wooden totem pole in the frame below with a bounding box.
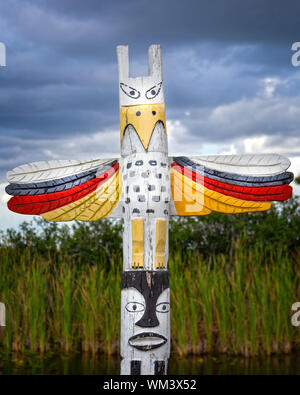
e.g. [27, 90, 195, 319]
[6, 45, 293, 376]
[117, 45, 170, 375]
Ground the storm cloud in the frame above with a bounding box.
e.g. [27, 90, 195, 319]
[0, 0, 299, 228]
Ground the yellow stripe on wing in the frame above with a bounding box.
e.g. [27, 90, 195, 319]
[172, 182, 212, 216]
[171, 168, 271, 215]
[42, 170, 121, 222]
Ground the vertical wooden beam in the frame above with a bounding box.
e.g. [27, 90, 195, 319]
[0, 303, 5, 327]
[155, 219, 167, 269]
[0, 303, 5, 344]
[131, 219, 144, 268]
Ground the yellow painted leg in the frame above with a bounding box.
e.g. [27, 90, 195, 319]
[155, 219, 167, 269]
[131, 219, 144, 269]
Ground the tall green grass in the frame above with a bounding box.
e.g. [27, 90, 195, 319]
[0, 241, 299, 357]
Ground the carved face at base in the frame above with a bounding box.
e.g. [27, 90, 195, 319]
[121, 271, 170, 354]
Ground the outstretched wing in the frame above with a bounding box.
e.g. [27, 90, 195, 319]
[170, 154, 293, 216]
[6, 158, 122, 221]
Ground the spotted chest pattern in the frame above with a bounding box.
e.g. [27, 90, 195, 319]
[121, 152, 170, 270]
[122, 152, 170, 218]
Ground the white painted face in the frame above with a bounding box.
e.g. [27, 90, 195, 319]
[121, 285, 170, 358]
[119, 79, 164, 107]
[117, 45, 164, 107]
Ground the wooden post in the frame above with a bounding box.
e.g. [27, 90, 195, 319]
[0, 303, 5, 344]
[117, 45, 170, 375]
[0, 303, 5, 326]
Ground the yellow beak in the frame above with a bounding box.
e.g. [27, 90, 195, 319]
[120, 104, 166, 150]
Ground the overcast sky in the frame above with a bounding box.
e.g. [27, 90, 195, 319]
[0, 0, 300, 229]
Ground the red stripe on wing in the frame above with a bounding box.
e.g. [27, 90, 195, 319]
[172, 163, 292, 201]
[8, 162, 119, 215]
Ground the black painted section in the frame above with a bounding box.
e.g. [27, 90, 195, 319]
[122, 271, 169, 328]
[130, 360, 141, 375]
[154, 361, 165, 375]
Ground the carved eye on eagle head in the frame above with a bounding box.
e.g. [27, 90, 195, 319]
[120, 83, 140, 99]
[145, 82, 162, 100]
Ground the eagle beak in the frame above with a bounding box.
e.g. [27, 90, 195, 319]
[120, 104, 166, 150]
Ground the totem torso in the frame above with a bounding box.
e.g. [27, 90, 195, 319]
[122, 150, 170, 270]
[122, 151, 170, 219]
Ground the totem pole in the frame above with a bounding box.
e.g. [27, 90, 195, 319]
[118, 45, 170, 375]
[6, 45, 293, 375]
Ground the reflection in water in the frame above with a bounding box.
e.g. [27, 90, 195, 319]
[169, 354, 300, 375]
[0, 352, 300, 375]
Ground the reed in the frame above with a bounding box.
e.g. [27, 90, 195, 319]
[0, 241, 299, 357]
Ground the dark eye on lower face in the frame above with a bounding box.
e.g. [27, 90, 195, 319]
[120, 83, 140, 99]
[156, 302, 170, 313]
[145, 82, 162, 99]
[125, 302, 145, 313]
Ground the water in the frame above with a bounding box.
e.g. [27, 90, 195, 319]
[0, 352, 300, 375]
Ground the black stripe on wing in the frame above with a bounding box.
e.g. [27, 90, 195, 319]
[174, 157, 294, 187]
[6, 161, 116, 196]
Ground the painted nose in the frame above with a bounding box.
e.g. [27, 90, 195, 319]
[135, 308, 159, 328]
